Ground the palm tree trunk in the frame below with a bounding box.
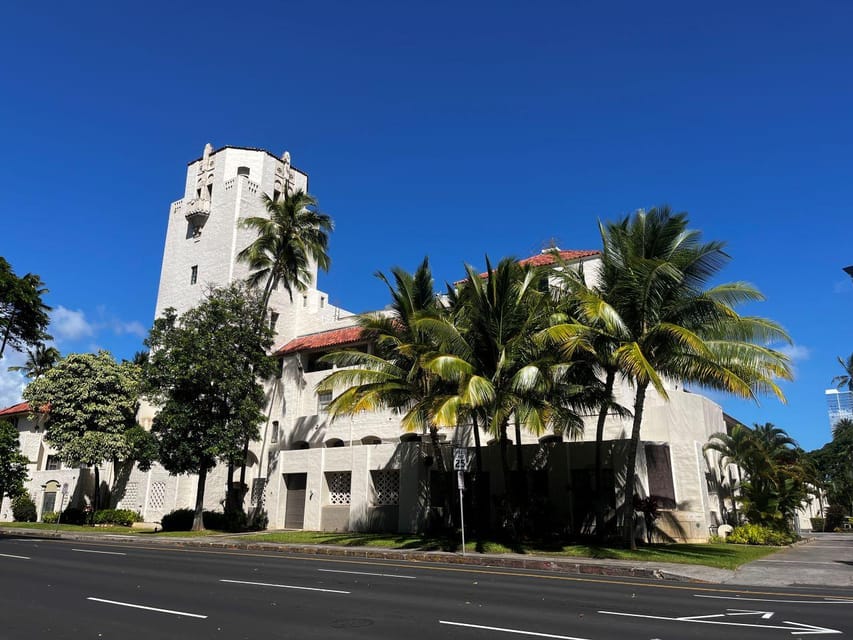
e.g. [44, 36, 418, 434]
[622, 382, 648, 550]
[594, 369, 616, 540]
[472, 414, 482, 474]
[193, 466, 208, 531]
[0, 311, 15, 361]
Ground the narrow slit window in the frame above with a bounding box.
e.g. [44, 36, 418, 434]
[190, 265, 198, 285]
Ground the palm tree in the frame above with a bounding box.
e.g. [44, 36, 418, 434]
[8, 343, 60, 379]
[542, 207, 793, 548]
[418, 257, 602, 515]
[832, 353, 853, 391]
[235, 188, 333, 509]
[238, 189, 334, 311]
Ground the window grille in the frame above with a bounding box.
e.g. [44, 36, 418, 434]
[371, 470, 399, 506]
[148, 481, 166, 510]
[251, 478, 266, 506]
[119, 482, 139, 509]
[45, 455, 61, 471]
[326, 472, 351, 505]
[318, 390, 332, 413]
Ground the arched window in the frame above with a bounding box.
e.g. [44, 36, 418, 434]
[237, 166, 250, 177]
[399, 433, 421, 443]
[291, 440, 310, 450]
[325, 438, 345, 448]
[361, 436, 381, 445]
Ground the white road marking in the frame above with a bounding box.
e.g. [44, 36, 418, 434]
[72, 548, 127, 556]
[318, 568, 416, 579]
[0, 553, 30, 560]
[695, 594, 853, 605]
[87, 597, 207, 619]
[220, 579, 349, 594]
[598, 610, 841, 635]
[439, 620, 590, 639]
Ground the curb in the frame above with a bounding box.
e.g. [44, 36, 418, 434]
[0, 528, 710, 583]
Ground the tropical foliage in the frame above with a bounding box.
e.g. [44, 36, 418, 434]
[143, 284, 275, 530]
[807, 417, 853, 516]
[706, 422, 812, 530]
[0, 419, 29, 505]
[0, 257, 51, 361]
[8, 343, 60, 378]
[23, 351, 146, 511]
[238, 189, 333, 309]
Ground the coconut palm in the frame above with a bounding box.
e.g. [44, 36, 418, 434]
[8, 343, 60, 379]
[541, 207, 793, 548]
[418, 257, 603, 511]
[832, 353, 853, 391]
[238, 190, 333, 311]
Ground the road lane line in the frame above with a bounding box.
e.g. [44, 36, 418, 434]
[695, 594, 853, 604]
[72, 548, 127, 556]
[598, 610, 841, 635]
[440, 620, 590, 639]
[87, 597, 207, 618]
[0, 553, 30, 560]
[318, 568, 416, 579]
[220, 579, 349, 594]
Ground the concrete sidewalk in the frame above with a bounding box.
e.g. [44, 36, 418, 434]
[723, 532, 853, 588]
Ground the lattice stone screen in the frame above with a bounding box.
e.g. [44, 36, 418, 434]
[251, 478, 266, 506]
[119, 482, 139, 510]
[326, 472, 351, 505]
[148, 481, 166, 510]
[371, 470, 399, 506]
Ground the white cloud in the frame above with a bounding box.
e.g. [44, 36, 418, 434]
[51, 306, 94, 341]
[112, 320, 146, 338]
[779, 344, 810, 362]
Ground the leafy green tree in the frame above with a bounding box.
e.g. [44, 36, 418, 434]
[808, 417, 853, 515]
[0, 419, 29, 507]
[0, 258, 51, 361]
[23, 351, 142, 511]
[8, 343, 60, 379]
[144, 284, 275, 531]
[542, 207, 792, 548]
[832, 353, 853, 391]
[238, 190, 334, 309]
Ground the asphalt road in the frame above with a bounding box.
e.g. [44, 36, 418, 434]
[0, 535, 850, 639]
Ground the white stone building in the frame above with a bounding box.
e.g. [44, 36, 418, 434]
[1, 143, 817, 540]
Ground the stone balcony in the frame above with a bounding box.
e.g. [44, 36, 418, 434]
[183, 198, 211, 228]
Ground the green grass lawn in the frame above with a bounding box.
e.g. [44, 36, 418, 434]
[0, 523, 779, 569]
[237, 531, 780, 569]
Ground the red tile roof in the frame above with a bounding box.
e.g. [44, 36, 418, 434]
[0, 401, 31, 417]
[275, 325, 365, 356]
[518, 249, 600, 267]
[459, 249, 600, 282]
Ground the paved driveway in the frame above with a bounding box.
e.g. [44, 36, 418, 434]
[725, 532, 853, 588]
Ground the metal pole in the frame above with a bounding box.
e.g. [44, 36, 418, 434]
[457, 470, 466, 555]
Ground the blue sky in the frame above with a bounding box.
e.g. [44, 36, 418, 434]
[1, 1, 851, 450]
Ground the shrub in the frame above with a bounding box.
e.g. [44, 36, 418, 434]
[93, 509, 142, 526]
[42, 511, 59, 524]
[825, 505, 844, 532]
[727, 523, 796, 546]
[59, 507, 87, 525]
[810, 517, 825, 533]
[12, 494, 37, 522]
[160, 508, 229, 531]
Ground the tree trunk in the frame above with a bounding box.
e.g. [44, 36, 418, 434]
[0, 311, 15, 361]
[192, 466, 208, 531]
[593, 369, 616, 540]
[93, 466, 101, 515]
[622, 382, 648, 550]
[472, 415, 483, 474]
[225, 460, 237, 514]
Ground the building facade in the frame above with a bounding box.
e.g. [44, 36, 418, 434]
[1, 144, 819, 539]
[825, 388, 853, 430]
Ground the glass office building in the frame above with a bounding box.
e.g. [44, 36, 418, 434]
[826, 388, 853, 428]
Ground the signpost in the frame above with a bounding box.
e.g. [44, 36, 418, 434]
[453, 449, 467, 555]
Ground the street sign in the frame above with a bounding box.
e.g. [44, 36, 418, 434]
[453, 449, 467, 471]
